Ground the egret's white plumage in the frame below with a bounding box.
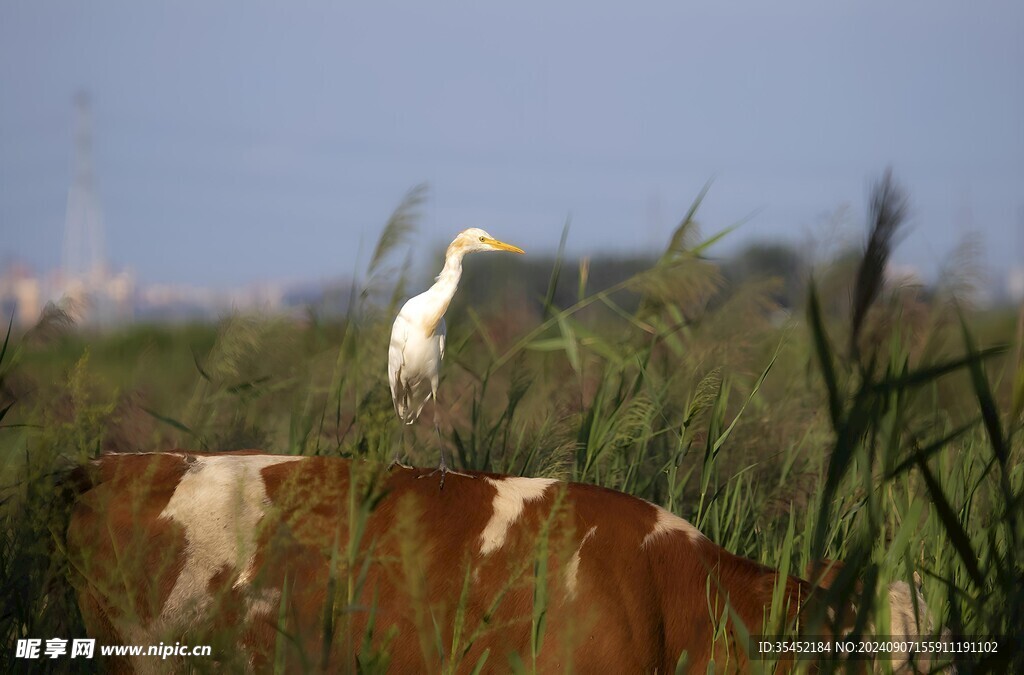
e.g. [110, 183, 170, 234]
[389, 228, 524, 482]
[388, 312, 445, 425]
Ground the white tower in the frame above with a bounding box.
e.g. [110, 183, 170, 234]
[62, 91, 106, 282]
[58, 91, 133, 326]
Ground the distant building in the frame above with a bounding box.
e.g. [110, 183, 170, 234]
[0, 262, 42, 326]
[51, 265, 136, 326]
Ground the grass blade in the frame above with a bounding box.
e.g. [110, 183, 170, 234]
[914, 455, 984, 589]
[807, 281, 842, 428]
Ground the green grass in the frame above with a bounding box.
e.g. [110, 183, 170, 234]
[0, 176, 1021, 673]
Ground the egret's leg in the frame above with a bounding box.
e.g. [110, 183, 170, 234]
[433, 398, 449, 488]
[388, 423, 410, 470]
[417, 394, 474, 489]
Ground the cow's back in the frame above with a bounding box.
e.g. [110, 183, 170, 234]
[67, 451, 799, 673]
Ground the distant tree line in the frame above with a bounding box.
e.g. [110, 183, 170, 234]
[446, 240, 820, 321]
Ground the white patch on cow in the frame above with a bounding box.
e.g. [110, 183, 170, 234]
[641, 504, 703, 548]
[888, 580, 928, 636]
[245, 588, 281, 623]
[841, 581, 954, 674]
[886, 579, 954, 672]
[564, 526, 598, 600]
[478, 476, 557, 556]
[157, 454, 304, 625]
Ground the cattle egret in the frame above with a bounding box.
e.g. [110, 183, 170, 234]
[389, 228, 525, 487]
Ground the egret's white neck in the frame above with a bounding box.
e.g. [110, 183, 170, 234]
[418, 250, 465, 333]
[437, 249, 464, 283]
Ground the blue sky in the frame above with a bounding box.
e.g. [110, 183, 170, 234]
[2, 1, 1022, 287]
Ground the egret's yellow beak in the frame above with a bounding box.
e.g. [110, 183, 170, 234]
[484, 237, 525, 254]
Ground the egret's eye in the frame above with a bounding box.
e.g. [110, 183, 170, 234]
[479, 236, 485, 242]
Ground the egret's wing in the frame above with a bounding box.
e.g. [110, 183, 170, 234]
[388, 317, 408, 417]
[438, 317, 446, 361]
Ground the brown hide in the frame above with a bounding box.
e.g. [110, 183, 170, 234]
[68, 452, 826, 673]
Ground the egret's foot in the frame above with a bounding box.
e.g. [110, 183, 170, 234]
[417, 464, 475, 490]
[387, 458, 413, 471]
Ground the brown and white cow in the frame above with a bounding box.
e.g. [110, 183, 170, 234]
[66, 451, 945, 673]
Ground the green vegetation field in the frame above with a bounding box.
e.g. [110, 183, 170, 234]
[1, 179, 1022, 672]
